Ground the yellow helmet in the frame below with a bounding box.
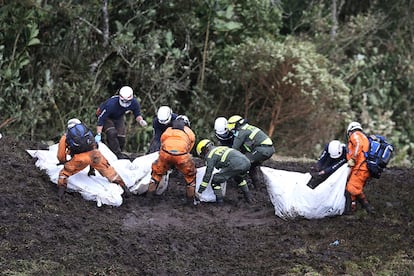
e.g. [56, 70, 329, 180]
[196, 139, 213, 156]
[227, 115, 245, 131]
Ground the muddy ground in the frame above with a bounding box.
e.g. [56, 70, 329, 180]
[1, 136, 413, 275]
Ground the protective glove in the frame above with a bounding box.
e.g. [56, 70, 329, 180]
[95, 134, 101, 143]
[121, 184, 132, 198]
[57, 186, 65, 199]
[197, 182, 208, 194]
[310, 171, 319, 178]
[193, 197, 201, 206]
[139, 119, 148, 127]
[88, 167, 96, 177]
[347, 158, 356, 167]
[309, 165, 319, 173]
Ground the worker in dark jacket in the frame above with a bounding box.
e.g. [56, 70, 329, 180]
[148, 106, 178, 153]
[307, 140, 347, 189]
[147, 115, 196, 204]
[95, 86, 147, 159]
[196, 139, 252, 204]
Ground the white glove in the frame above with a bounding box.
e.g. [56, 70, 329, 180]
[95, 134, 101, 143]
[347, 158, 356, 167]
[139, 119, 147, 127]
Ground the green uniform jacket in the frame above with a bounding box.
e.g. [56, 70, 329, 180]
[232, 123, 275, 164]
[202, 146, 250, 184]
[233, 124, 272, 151]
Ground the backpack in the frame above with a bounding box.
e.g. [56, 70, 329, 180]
[66, 123, 96, 155]
[364, 134, 394, 178]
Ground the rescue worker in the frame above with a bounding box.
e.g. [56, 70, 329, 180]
[196, 139, 252, 204]
[57, 118, 130, 199]
[307, 140, 347, 189]
[214, 117, 234, 147]
[345, 121, 375, 214]
[147, 115, 197, 204]
[95, 86, 147, 159]
[227, 115, 275, 186]
[147, 106, 178, 153]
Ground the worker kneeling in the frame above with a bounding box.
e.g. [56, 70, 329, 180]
[196, 139, 252, 204]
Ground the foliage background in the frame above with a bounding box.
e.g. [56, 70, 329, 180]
[0, 0, 412, 165]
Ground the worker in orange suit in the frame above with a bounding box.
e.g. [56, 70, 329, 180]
[147, 115, 196, 205]
[345, 121, 375, 214]
[57, 118, 130, 199]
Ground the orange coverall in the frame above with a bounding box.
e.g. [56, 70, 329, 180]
[346, 130, 370, 201]
[150, 125, 196, 199]
[57, 134, 125, 189]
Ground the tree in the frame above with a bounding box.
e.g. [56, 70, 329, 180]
[218, 37, 350, 155]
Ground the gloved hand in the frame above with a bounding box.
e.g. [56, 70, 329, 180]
[139, 119, 148, 127]
[88, 167, 96, 177]
[309, 165, 319, 173]
[57, 186, 65, 199]
[347, 158, 356, 167]
[95, 134, 101, 143]
[198, 182, 208, 194]
[121, 184, 132, 198]
[193, 197, 201, 206]
[310, 171, 319, 178]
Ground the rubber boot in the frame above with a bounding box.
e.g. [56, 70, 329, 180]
[118, 136, 126, 152]
[351, 201, 357, 212]
[360, 198, 376, 214]
[213, 187, 224, 204]
[239, 180, 252, 203]
[106, 128, 124, 158]
[57, 185, 66, 199]
[186, 182, 196, 206]
[249, 166, 264, 188]
[344, 191, 352, 215]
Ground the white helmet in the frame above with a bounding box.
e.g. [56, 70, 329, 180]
[328, 140, 344, 159]
[67, 118, 81, 129]
[177, 115, 190, 127]
[347, 121, 362, 133]
[214, 117, 228, 135]
[119, 86, 134, 107]
[157, 106, 172, 125]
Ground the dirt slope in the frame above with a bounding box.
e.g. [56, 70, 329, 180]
[1, 136, 413, 275]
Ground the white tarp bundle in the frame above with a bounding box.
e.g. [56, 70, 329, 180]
[27, 143, 221, 207]
[28, 143, 349, 218]
[263, 164, 350, 219]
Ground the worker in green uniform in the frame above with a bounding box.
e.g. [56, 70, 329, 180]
[196, 139, 252, 204]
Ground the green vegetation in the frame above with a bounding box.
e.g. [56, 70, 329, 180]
[0, 0, 412, 164]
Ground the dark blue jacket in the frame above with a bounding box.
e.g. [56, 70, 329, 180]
[152, 113, 178, 142]
[316, 144, 347, 175]
[97, 96, 141, 126]
[215, 132, 234, 147]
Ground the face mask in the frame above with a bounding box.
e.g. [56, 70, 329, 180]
[119, 98, 132, 107]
